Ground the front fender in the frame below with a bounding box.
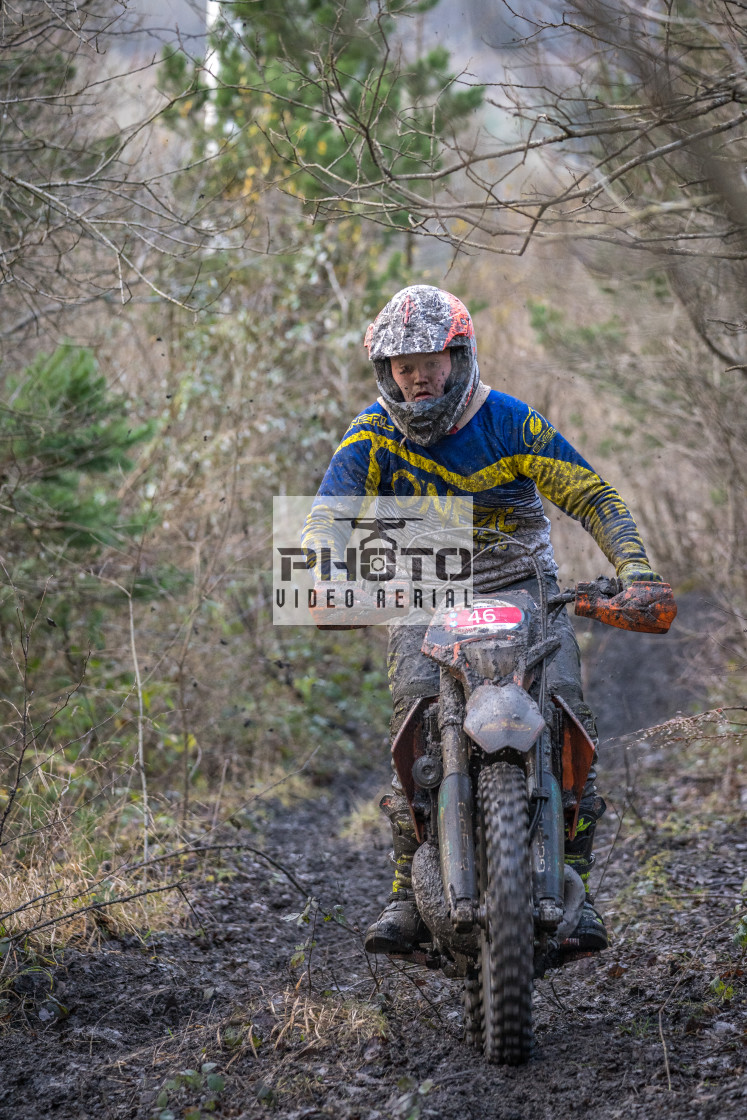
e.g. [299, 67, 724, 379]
[463, 681, 545, 754]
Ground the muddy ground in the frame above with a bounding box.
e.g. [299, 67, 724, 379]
[2, 596, 745, 1120]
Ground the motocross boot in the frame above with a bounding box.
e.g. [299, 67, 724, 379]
[364, 792, 428, 955]
[562, 794, 608, 955]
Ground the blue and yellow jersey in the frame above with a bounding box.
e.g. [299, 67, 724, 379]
[305, 390, 649, 583]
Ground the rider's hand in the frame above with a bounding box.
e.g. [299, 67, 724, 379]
[616, 561, 664, 589]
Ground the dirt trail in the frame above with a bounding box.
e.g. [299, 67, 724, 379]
[2, 603, 745, 1120]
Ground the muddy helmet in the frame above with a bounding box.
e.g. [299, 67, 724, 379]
[364, 285, 480, 446]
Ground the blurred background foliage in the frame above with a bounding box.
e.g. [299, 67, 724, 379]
[0, 0, 744, 943]
[160, 0, 483, 225]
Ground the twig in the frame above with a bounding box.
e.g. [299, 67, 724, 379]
[385, 957, 447, 1027]
[306, 903, 320, 995]
[548, 976, 568, 1011]
[7, 881, 183, 944]
[211, 758, 230, 833]
[177, 883, 205, 930]
[121, 843, 308, 897]
[0, 887, 64, 922]
[128, 595, 150, 867]
[594, 795, 627, 900]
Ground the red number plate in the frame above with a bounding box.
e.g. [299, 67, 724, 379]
[443, 603, 524, 630]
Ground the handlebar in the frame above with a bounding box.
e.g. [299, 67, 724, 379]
[311, 576, 677, 635]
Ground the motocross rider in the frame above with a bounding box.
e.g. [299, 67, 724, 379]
[304, 285, 663, 958]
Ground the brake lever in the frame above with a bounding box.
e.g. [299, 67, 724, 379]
[592, 575, 623, 598]
[545, 588, 576, 609]
[547, 576, 621, 611]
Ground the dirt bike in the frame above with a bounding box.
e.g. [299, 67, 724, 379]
[387, 570, 677, 1065]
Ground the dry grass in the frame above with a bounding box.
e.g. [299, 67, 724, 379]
[0, 735, 337, 957]
[268, 988, 388, 1052]
[98, 990, 390, 1093]
[338, 795, 390, 845]
[0, 860, 186, 956]
[619, 706, 747, 819]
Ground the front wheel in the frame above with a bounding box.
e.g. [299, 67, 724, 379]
[475, 761, 534, 1064]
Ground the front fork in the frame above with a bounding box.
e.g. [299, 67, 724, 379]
[526, 729, 565, 929]
[436, 670, 567, 937]
[437, 669, 478, 933]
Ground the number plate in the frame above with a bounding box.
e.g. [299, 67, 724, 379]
[443, 602, 524, 631]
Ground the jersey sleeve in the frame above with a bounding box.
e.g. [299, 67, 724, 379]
[300, 410, 387, 565]
[510, 405, 652, 575]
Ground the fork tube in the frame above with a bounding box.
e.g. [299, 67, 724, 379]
[528, 729, 564, 928]
[437, 669, 477, 931]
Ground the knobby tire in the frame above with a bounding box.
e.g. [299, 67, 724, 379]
[475, 761, 534, 1064]
[462, 966, 483, 1050]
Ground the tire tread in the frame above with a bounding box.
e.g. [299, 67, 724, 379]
[477, 762, 534, 1064]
